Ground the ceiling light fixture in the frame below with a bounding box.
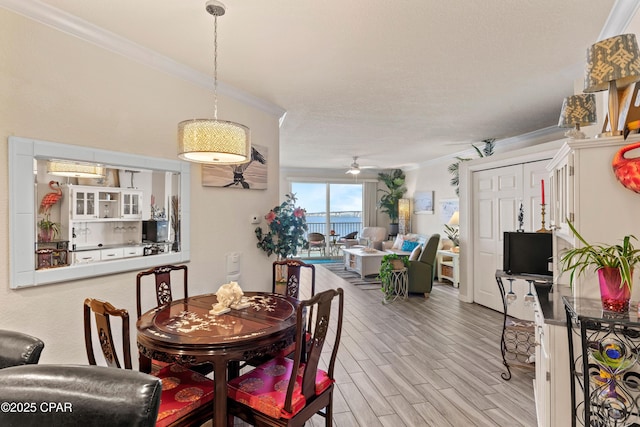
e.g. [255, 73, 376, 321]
[178, 0, 250, 164]
[584, 33, 640, 137]
[47, 161, 106, 178]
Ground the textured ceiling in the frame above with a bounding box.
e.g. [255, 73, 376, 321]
[13, 0, 632, 171]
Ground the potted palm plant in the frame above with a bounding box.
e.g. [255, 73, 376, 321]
[560, 221, 640, 313]
[377, 169, 407, 236]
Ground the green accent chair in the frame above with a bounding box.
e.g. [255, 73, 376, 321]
[408, 233, 440, 297]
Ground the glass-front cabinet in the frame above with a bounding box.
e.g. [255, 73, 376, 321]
[121, 190, 142, 219]
[72, 188, 98, 219]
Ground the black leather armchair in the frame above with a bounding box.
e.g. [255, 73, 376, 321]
[0, 329, 44, 369]
[0, 364, 161, 427]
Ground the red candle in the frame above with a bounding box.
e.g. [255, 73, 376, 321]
[541, 179, 545, 205]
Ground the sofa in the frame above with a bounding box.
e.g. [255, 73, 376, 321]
[0, 364, 162, 426]
[383, 233, 428, 257]
[407, 233, 440, 296]
[343, 226, 388, 250]
[0, 329, 44, 369]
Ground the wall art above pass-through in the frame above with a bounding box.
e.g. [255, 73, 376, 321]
[202, 144, 268, 190]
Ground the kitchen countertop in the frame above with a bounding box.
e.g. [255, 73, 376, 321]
[535, 282, 571, 326]
[73, 242, 168, 252]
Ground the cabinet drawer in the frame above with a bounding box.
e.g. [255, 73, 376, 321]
[123, 247, 144, 258]
[101, 248, 124, 260]
[74, 250, 102, 264]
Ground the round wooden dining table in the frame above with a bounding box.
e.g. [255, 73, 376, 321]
[136, 292, 299, 427]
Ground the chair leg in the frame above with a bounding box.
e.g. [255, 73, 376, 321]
[424, 292, 430, 299]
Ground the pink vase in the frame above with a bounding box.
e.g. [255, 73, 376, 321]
[598, 267, 632, 313]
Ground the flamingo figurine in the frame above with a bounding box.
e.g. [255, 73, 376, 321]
[612, 141, 640, 194]
[39, 181, 62, 214]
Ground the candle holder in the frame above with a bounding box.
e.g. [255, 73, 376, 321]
[537, 204, 551, 233]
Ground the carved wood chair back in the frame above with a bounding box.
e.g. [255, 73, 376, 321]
[272, 259, 315, 299]
[136, 264, 188, 319]
[84, 298, 132, 369]
[227, 288, 344, 426]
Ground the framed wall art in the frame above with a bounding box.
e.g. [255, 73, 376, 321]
[439, 198, 459, 223]
[413, 191, 434, 214]
[202, 144, 268, 190]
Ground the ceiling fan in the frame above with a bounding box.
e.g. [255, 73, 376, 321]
[346, 157, 362, 175]
[346, 156, 377, 175]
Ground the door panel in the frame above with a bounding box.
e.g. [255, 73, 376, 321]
[473, 165, 522, 312]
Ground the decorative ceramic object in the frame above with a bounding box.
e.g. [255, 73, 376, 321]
[612, 141, 640, 193]
[211, 281, 245, 315]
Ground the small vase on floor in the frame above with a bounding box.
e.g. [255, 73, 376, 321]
[598, 267, 632, 313]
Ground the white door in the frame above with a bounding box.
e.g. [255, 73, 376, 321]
[472, 160, 549, 314]
[473, 165, 522, 311]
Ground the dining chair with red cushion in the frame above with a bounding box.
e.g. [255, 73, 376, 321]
[83, 298, 214, 427]
[136, 265, 212, 375]
[272, 259, 315, 300]
[227, 288, 344, 426]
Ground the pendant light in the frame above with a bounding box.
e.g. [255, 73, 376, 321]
[178, 0, 251, 164]
[47, 161, 106, 178]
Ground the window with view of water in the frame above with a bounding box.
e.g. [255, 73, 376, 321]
[291, 182, 363, 251]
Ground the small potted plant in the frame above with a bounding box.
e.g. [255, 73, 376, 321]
[560, 221, 640, 313]
[379, 253, 409, 302]
[37, 214, 60, 242]
[443, 224, 459, 248]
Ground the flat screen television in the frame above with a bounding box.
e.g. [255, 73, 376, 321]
[503, 232, 552, 276]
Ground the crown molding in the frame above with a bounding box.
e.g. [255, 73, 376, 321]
[598, 0, 640, 40]
[0, 0, 287, 119]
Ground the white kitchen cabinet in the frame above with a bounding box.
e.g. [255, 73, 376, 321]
[71, 188, 99, 219]
[73, 250, 101, 264]
[100, 247, 124, 260]
[546, 134, 640, 300]
[60, 185, 145, 265]
[123, 246, 144, 258]
[533, 301, 572, 427]
[540, 135, 640, 425]
[121, 190, 142, 219]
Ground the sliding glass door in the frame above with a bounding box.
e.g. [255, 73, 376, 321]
[291, 182, 363, 257]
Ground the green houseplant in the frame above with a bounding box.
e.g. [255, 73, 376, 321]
[448, 139, 495, 196]
[377, 169, 407, 235]
[560, 221, 640, 313]
[255, 193, 308, 259]
[443, 224, 459, 247]
[37, 214, 60, 242]
[379, 253, 409, 302]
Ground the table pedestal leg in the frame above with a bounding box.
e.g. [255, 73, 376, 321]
[139, 353, 151, 374]
[214, 361, 228, 427]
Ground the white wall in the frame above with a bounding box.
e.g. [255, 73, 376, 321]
[405, 157, 459, 238]
[0, 9, 280, 366]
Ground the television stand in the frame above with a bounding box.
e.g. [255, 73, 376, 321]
[495, 270, 553, 380]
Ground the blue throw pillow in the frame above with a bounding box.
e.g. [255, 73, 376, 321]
[401, 240, 420, 252]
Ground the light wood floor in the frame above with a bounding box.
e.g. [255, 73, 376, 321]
[232, 264, 537, 427]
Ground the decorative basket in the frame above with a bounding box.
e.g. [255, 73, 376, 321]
[391, 259, 405, 270]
